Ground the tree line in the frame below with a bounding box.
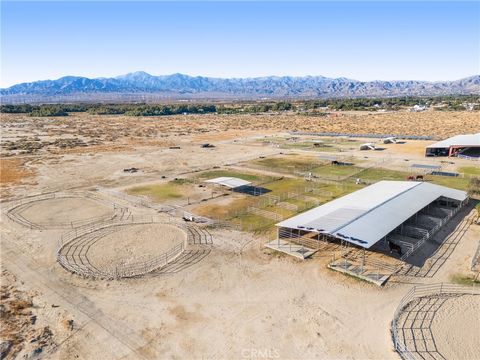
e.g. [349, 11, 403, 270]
[1, 95, 478, 116]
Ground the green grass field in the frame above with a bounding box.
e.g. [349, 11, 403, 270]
[427, 175, 471, 191]
[128, 182, 185, 201]
[312, 164, 362, 179]
[459, 166, 480, 177]
[358, 168, 409, 181]
[252, 155, 325, 172]
[195, 158, 475, 234]
[231, 213, 277, 234]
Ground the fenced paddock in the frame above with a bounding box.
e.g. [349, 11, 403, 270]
[97, 186, 175, 212]
[290, 131, 434, 140]
[5, 192, 129, 229]
[56, 216, 192, 279]
[392, 283, 480, 360]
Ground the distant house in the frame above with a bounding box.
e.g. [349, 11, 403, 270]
[410, 105, 427, 112]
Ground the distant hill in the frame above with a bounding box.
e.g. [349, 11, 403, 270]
[1, 72, 479, 103]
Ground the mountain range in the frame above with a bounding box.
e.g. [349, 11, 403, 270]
[1, 72, 479, 103]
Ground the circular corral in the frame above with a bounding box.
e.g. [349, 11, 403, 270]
[6, 193, 126, 229]
[392, 285, 480, 360]
[57, 220, 188, 279]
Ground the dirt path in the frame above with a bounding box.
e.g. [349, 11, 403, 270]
[1, 237, 149, 359]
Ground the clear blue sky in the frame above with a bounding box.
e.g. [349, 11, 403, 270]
[1, 1, 479, 87]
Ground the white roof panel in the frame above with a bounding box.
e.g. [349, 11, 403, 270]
[276, 181, 467, 248]
[205, 177, 251, 188]
[426, 133, 480, 149]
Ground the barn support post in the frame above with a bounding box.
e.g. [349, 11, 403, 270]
[361, 249, 365, 273]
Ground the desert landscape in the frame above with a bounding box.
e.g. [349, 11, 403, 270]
[3, 1, 480, 358]
[1, 106, 479, 360]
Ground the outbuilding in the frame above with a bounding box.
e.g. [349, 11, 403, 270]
[425, 133, 480, 158]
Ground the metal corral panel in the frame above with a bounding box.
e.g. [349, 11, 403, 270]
[205, 177, 252, 188]
[276, 181, 467, 248]
[426, 133, 480, 149]
[411, 163, 441, 170]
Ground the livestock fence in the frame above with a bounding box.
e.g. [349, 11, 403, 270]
[457, 154, 480, 161]
[399, 198, 467, 262]
[289, 131, 434, 141]
[96, 186, 175, 212]
[327, 199, 468, 283]
[238, 160, 329, 179]
[56, 215, 188, 279]
[391, 283, 480, 360]
[208, 184, 323, 225]
[5, 191, 130, 229]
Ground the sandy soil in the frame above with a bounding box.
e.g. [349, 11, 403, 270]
[18, 197, 114, 226]
[430, 294, 480, 360]
[0, 158, 37, 198]
[2, 111, 479, 159]
[0, 269, 74, 360]
[1, 110, 479, 360]
[87, 223, 186, 269]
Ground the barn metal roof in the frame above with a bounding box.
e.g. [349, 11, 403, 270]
[426, 133, 480, 149]
[205, 177, 251, 188]
[276, 181, 467, 248]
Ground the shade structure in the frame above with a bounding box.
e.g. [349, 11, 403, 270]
[205, 177, 252, 189]
[426, 133, 480, 149]
[276, 181, 467, 248]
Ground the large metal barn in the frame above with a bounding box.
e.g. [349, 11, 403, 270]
[267, 181, 468, 284]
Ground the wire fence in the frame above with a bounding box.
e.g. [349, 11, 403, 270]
[391, 283, 480, 360]
[290, 131, 434, 140]
[56, 216, 187, 279]
[247, 206, 284, 221]
[96, 186, 174, 212]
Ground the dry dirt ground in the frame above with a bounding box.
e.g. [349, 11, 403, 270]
[429, 294, 480, 360]
[1, 111, 479, 360]
[86, 223, 187, 271]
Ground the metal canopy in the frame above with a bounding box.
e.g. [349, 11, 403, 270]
[276, 181, 467, 249]
[205, 177, 252, 189]
[426, 133, 480, 149]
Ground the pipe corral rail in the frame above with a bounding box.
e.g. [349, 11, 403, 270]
[5, 191, 130, 229]
[391, 283, 480, 360]
[399, 198, 467, 262]
[56, 216, 188, 279]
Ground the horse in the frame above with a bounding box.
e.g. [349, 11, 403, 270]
[388, 240, 402, 256]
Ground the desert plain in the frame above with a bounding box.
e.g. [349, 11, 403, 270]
[1, 109, 479, 360]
